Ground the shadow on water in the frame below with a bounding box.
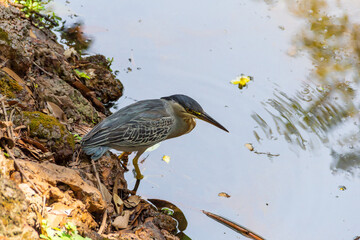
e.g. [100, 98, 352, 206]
[254, 0, 360, 174]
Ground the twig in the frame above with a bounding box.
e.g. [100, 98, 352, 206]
[8, 2, 58, 26]
[32, 61, 53, 77]
[98, 209, 108, 235]
[91, 159, 108, 235]
[3, 145, 41, 195]
[1, 98, 11, 138]
[202, 210, 265, 240]
[8, 2, 23, 8]
[31, 11, 58, 26]
[0, 59, 8, 68]
[9, 108, 15, 140]
[42, 194, 46, 217]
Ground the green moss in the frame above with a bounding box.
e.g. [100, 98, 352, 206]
[66, 134, 75, 149]
[0, 74, 23, 98]
[0, 28, 10, 45]
[23, 111, 63, 136]
[23, 111, 75, 149]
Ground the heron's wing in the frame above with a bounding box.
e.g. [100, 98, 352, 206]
[81, 99, 174, 148]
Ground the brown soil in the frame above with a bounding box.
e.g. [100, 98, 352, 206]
[0, 3, 179, 240]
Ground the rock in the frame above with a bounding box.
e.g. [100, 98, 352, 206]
[0, 177, 39, 240]
[161, 230, 180, 240]
[77, 55, 123, 105]
[17, 183, 42, 227]
[0, 4, 123, 125]
[18, 111, 75, 163]
[0, 5, 32, 77]
[16, 160, 106, 213]
[153, 214, 177, 233]
[0, 152, 14, 177]
[135, 218, 166, 240]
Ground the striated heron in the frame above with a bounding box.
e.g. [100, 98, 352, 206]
[81, 94, 228, 185]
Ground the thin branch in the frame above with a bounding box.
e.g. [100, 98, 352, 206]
[33, 61, 53, 77]
[3, 145, 41, 195]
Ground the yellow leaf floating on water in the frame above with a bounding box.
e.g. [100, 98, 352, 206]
[218, 192, 231, 198]
[338, 185, 346, 191]
[162, 155, 170, 163]
[230, 74, 253, 89]
[244, 143, 254, 151]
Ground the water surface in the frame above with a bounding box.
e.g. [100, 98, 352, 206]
[52, 1, 360, 239]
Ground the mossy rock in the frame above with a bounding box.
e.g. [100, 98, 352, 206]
[0, 27, 10, 45]
[22, 111, 75, 164]
[0, 71, 23, 98]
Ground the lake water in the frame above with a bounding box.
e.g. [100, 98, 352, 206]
[52, 0, 360, 239]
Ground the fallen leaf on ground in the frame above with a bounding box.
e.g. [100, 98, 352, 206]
[112, 211, 131, 229]
[0, 121, 13, 128]
[47, 101, 67, 122]
[124, 195, 141, 208]
[113, 193, 124, 214]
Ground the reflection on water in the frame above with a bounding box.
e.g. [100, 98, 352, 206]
[58, 22, 92, 52]
[254, 0, 360, 173]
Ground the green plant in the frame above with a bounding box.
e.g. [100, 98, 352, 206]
[72, 134, 82, 141]
[14, 0, 62, 28]
[16, 0, 44, 17]
[161, 207, 174, 216]
[74, 69, 91, 79]
[40, 220, 92, 240]
[106, 57, 114, 72]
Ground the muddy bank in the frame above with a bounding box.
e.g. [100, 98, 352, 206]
[0, 3, 180, 240]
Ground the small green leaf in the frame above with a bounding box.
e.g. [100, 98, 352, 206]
[74, 69, 91, 79]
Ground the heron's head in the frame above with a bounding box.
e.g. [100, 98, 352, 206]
[161, 94, 229, 132]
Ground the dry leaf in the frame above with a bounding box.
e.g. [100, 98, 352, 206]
[0, 121, 12, 128]
[113, 193, 124, 215]
[124, 195, 141, 208]
[162, 155, 170, 163]
[29, 29, 37, 39]
[112, 210, 131, 229]
[47, 101, 67, 122]
[245, 143, 254, 151]
[218, 192, 231, 198]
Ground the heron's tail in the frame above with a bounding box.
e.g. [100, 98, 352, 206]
[82, 146, 109, 160]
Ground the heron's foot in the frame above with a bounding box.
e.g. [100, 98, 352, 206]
[132, 179, 141, 194]
[136, 173, 144, 180]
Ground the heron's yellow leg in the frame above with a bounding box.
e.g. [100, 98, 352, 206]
[132, 152, 144, 180]
[118, 151, 131, 170]
[118, 151, 131, 159]
[118, 152, 126, 159]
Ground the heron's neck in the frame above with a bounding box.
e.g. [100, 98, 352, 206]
[167, 101, 196, 139]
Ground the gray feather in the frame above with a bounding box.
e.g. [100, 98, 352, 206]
[81, 99, 175, 159]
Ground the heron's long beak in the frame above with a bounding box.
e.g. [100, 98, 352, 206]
[198, 112, 229, 133]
